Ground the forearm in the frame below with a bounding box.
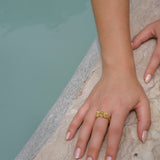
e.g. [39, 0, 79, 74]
[91, 0, 136, 75]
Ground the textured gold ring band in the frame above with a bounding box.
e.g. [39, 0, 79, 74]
[96, 111, 111, 122]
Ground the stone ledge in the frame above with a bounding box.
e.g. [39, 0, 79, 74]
[15, 0, 160, 159]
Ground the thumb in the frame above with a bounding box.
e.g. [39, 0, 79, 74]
[134, 96, 151, 143]
[131, 23, 156, 49]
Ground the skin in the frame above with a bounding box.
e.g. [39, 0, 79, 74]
[131, 19, 160, 83]
[66, 0, 152, 160]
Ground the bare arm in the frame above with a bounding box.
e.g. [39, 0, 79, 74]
[66, 1, 151, 160]
[91, 0, 135, 74]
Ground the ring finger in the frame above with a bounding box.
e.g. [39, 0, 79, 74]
[86, 111, 111, 160]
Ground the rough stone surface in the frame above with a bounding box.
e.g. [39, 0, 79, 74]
[16, 0, 160, 159]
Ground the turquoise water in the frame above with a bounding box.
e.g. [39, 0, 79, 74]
[0, 0, 96, 159]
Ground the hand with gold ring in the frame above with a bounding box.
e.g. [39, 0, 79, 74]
[65, 70, 151, 160]
[65, 0, 151, 160]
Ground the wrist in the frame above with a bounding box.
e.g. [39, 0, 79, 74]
[101, 65, 138, 84]
[101, 52, 137, 78]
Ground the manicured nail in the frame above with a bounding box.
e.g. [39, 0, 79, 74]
[145, 74, 151, 83]
[142, 130, 148, 143]
[65, 132, 70, 140]
[74, 147, 81, 158]
[87, 157, 92, 160]
[106, 156, 112, 160]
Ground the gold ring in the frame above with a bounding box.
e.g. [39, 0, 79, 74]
[96, 111, 111, 122]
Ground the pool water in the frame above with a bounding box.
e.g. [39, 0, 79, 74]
[0, 0, 96, 159]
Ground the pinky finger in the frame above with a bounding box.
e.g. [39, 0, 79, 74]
[65, 101, 90, 140]
[105, 109, 129, 160]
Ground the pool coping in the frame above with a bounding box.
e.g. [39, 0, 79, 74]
[15, 37, 101, 160]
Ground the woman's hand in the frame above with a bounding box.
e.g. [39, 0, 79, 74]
[131, 19, 160, 83]
[65, 68, 151, 160]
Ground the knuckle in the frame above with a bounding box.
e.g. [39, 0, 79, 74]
[83, 118, 92, 128]
[83, 100, 90, 108]
[88, 146, 98, 154]
[110, 126, 121, 136]
[77, 136, 85, 146]
[94, 125, 104, 133]
[78, 100, 90, 114]
[70, 114, 82, 129]
[75, 112, 83, 121]
[150, 26, 156, 37]
[78, 105, 86, 114]
[74, 109, 85, 122]
[70, 121, 78, 130]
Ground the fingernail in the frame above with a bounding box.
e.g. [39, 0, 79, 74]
[145, 74, 151, 83]
[106, 156, 112, 160]
[87, 157, 92, 160]
[65, 131, 70, 140]
[131, 41, 134, 46]
[142, 130, 148, 143]
[74, 147, 81, 158]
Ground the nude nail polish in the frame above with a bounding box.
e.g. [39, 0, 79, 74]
[106, 156, 112, 160]
[74, 147, 81, 158]
[87, 157, 92, 160]
[65, 131, 70, 140]
[145, 74, 151, 83]
[142, 130, 148, 143]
